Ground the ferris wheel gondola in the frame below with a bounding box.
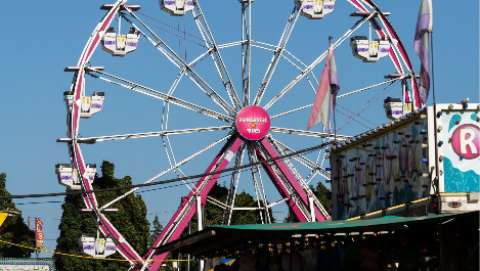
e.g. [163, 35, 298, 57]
[350, 36, 390, 62]
[55, 163, 96, 190]
[299, 0, 336, 19]
[64, 91, 105, 118]
[81, 235, 117, 258]
[161, 0, 194, 16]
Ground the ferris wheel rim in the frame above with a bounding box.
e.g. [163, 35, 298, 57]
[63, 0, 420, 269]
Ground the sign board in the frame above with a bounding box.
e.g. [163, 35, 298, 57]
[35, 217, 44, 250]
[330, 111, 430, 220]
[0, 258, 54, 271]
[429, 103, 480, 212]
[331, 103, 480, 219]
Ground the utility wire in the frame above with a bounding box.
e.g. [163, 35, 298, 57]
[134, 11, 207, 48]
[0, 238, 189, 263]
[12, 163, 259, 206]
[4, 141, 330, 201]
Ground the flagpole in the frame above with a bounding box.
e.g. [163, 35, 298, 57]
[430, 30, 440, 201]
[328, 36, 338, 144]
[333, 103, 337, 143]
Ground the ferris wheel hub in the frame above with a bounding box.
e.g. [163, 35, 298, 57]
[235, 106, 271, 141]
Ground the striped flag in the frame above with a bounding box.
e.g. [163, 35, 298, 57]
[414, 0, 433, 105]
[307, 46, 340, 131]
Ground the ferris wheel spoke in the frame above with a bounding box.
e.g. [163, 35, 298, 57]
[255, 137, 330, 221]
[58, 126, 231, 144]
[250, 40, 277, 51]
[271, 103, 313, 120]
[240, 0, 253, 106]
[337, 76, 406, 99]
[192, 0, 242, 110]
[248, 144, 271, 224]
[249, 41, 318, 89]
[206, 196, 229, 210]
[121, 12, 235, 115]
[223, 145, 245, 225]
[87, 69, 233, 123]
[271, 75, 405, 121]
[270, 126, 350, 140]
[265, 137, 331, 221]
[263, 12, 377, 111]
[254, 2, 302, 106]
[98, 135, 230, 211]
[270, 137, 331, 180]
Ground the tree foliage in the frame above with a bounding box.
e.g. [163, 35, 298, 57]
[55, 161, 150, 271]
[0, 173, 34, 257]
[150, 215, 163, 246]
[312, 181, 332, 214]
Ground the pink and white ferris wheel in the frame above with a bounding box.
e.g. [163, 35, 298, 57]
[57, 0, 419, 270]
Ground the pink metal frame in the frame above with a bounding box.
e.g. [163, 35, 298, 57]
[256, 138, 327, 222]
[68, 0, 144, 265]
[138, 135, 328, 270]
[66, 1, 421, 270]
[143, 136, 244, 270]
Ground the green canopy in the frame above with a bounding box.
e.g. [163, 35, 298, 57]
[212, 213, 454, 231]
[155, 211, 477, 257]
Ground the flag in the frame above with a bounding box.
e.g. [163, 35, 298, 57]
[35, 217, 44, 250]
[0, 213, 8, 227]
[414, 0, 433, 105]
[307, 46, 340, 131]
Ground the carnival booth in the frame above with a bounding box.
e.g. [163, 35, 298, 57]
[330, 102, 480, 220]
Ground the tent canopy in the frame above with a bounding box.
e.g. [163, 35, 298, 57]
[155, 211, 477, 257]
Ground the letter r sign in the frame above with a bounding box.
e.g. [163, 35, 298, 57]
[451, 124, 480, 159]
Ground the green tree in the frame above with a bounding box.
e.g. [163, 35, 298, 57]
[55, 161, 150, 271]
[150, 215, 163, 246]
[313, 182, 332, 214]
[0, 173, 34, 257]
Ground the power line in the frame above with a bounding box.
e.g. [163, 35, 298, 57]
[3, 141, 330, 201]
[16, 200, 62, 206]
[0, 238, 189, 263]
[135, 11, 207, 48]
[11, 165, 255, 206]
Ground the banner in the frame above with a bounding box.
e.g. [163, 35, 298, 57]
[0, 213, 8, 227]
[35, 217, 44, 250]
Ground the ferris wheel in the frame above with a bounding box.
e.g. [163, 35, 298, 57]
[56, 0, 420, 270]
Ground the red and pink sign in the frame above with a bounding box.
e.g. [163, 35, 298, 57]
[235, 106, 271, 141]
[451, 124, 480, 159]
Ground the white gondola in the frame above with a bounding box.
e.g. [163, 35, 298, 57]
[64, 91, 105, 118]
[161, 0, 194, 16]
[299, 0, 336, 19]
[383, 97, 413, 120]
[55, 164, 96, 190]
[384, 97, 403, 121]
[102, 27, 140, 56]
[350, 36, 390, 63]
[81, 236, 117, 258]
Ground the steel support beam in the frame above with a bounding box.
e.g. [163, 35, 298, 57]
[141, 136, 244, 271]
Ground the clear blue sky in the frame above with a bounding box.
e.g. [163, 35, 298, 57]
[0, 0, 478, 255]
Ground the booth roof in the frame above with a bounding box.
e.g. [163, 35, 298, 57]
[211, 213, 451, 231]
[155, 211, 478, 256]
